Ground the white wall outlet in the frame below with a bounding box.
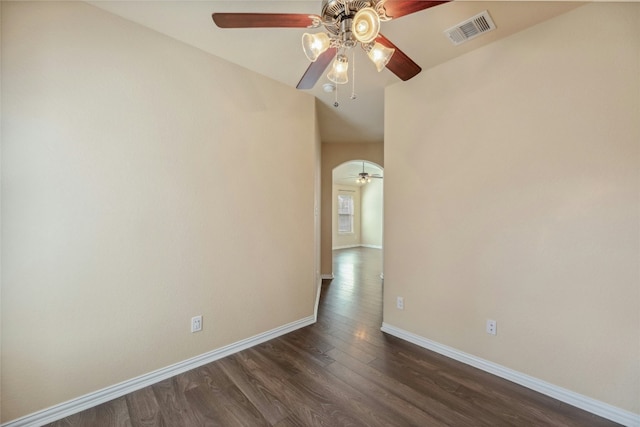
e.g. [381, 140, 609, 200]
[191, 315, 203, 333]
[486, 319, 497, 335]
[396, 296, 404, 310]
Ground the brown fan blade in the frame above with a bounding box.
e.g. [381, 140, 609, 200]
[296, 49, 336, 90]
[381, 1, 450, 19]
[212, 13, 319, 29]
[376, 34, 421, 81]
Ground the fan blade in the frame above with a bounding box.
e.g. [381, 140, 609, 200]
[376, 34, 421, 81]
[212, 13, 320, 28]
[381, 1, 449, 19]
[296, 49, 336, 90]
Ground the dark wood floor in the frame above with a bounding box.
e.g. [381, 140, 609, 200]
[47, 247, 619, 426]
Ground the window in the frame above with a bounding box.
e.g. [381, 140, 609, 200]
[337, 194, 354, 233]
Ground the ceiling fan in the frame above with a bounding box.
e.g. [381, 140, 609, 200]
[212, 0, 449, 92]
[353, 162, 383, 184]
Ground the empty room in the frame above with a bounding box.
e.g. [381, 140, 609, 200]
[1, 1, 638, 426]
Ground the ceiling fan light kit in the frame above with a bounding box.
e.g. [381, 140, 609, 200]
[366, 41, 395, 72]
[212, 0, 450, 103]
[299, 0, 395, 96]
[302, 32, 331, 62]
[352, 7, 381, 44]
[327, 53, 350, 84]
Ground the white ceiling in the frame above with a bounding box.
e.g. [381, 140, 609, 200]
[90, 1, 582, 144]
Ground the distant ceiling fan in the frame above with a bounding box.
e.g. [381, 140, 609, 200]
[353, 162, 383, 184]
[212, 0, 448, 91]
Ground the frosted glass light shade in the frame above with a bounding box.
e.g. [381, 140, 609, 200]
[367, 42, 395, 72]
[352, 8, 380, 44]
[327, 54, 349, 84]
[302, 32, 330, 62]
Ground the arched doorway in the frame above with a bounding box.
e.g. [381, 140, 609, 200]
[331, 160, 384, 281]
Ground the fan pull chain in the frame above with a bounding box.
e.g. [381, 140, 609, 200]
[334, 79, 339, 108]
[351, 49, 356, 100]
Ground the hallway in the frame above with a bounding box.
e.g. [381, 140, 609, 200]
[323, 247, 384, 330]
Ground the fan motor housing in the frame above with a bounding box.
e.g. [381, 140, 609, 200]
[321, 0, 374, 35]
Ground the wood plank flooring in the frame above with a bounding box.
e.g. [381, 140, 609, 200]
[47, 248, 619, 426]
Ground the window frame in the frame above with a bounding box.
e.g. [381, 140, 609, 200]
[337, 193, 355, 234]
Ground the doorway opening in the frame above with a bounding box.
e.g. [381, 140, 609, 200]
[329, 161, 384, 306]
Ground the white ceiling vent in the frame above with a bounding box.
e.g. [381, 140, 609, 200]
[444, 11, 496, 46]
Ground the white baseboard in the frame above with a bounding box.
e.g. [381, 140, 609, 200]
[332, 245, 383, 250]
[2, 316, 316, 427]
[381, 323, 640, 427]
[321, 274, 334, 280]
[332, 244, 360, 250]
[361, 244, 382, 249]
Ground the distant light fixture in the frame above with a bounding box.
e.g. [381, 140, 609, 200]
[356, 162, 377, 184]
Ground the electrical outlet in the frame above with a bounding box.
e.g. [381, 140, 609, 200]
[191, 315, 202, 333]
[486, 319, 497, 335]
[396, 296, 404, 310]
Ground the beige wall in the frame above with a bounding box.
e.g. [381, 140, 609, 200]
[314, 112, 323, 300]
[361, 179, 383, 248]
[332, 185, 361, 248]
[384, 2, 639, 414]
[1, 2, 317, 422]
[321, 142, 383, 276]
[0, 2, 3, 423]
